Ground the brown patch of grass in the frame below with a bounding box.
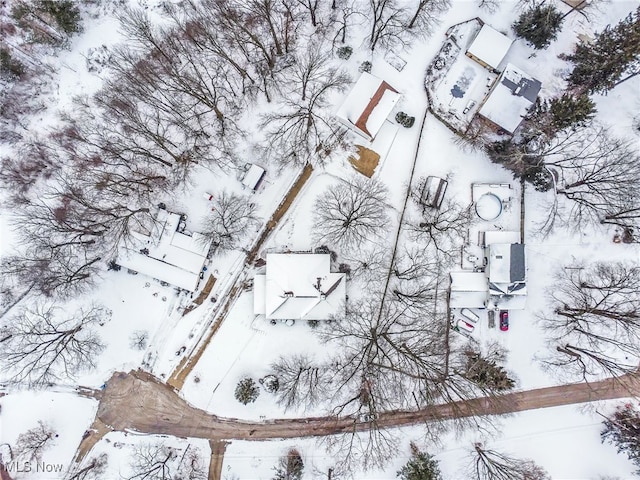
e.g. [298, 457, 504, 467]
[348, 145, 380, 178]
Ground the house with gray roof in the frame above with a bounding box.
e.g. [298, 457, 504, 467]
[478, 63, 542, 133]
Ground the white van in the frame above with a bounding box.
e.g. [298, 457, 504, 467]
[460, 308, 480, 324]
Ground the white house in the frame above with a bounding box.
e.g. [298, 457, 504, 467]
[486, 242, 527, 309]
[335, 72, 401, 141]
[465, 23, 513, 71]
[253, 253, 346, 321]
[117, 208, 212, 292]
[478, 63, 542, 133]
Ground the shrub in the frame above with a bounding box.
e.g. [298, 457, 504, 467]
[359, 61, 372, 73]
[259, 374, 280, 393]
[336, 46, 353, 60]
[235, 377, 259, 404]
[396, 112, 415, 128]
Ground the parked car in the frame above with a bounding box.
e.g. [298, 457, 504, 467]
[460, 308, 479, 324]
[455, 318, 475, 334]
[499, 310, 509, 331]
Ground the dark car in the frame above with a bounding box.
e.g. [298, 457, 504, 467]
[499, 310, 509, 331]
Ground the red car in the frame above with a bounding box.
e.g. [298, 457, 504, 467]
[499, 311, 509, 331]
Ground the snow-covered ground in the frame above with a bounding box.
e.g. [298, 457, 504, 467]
[1, 0, 640, 478]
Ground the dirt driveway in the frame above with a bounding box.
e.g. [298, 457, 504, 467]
[84, 369, 640, 446]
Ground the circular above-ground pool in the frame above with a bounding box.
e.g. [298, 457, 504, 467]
[475, 193, 503, 221]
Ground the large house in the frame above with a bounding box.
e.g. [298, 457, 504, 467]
[478, 63, 542, 134]
[117, 208, 212, 292]
[253, 253, 346, 321]
[450, 231, 527, 311]
[335, 72, 401, 141]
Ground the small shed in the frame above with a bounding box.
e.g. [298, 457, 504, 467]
[420, 176, 448, 209]
[242, 164, 266, 191]
[466, 24, 513, 70]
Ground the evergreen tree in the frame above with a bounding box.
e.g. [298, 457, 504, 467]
[38, 0, 82, 35]
[601, 403, 640, 473]
[565, 7, 640, 93]
[548, 93, 596, 130]
[397, 443, 442, 480]
[464, 351, 515, 392]
[513, 4, 564, 50]
[272, 449, 304, 480]
[234, 377, 260, 405]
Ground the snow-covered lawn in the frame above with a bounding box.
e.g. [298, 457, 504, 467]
[0, 391, 97, 479]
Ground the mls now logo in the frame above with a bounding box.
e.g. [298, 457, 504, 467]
[2, 461, 65, 474]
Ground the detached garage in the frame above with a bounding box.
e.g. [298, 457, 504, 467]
[242, 164, 266, 191]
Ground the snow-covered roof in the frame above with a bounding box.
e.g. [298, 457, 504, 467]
[483, 230, 521, 246]
[117, 209, 211, 291]
[487, 243, 526, 285]
[450, 291, 487, 308]
[450, 272, 488, 292]
[466, 24, 513, 70]
[450, 272, 488, 308]
[254, 253, 346, 320]
[478, 63, 541, 133]
[335, 72, 401, 140]
[242, 164, 266, 191]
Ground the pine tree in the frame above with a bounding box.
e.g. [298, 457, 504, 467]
[565, 7, 640, 93]
[512, 4, 564, 50]
[548, 93, 596, 130]
[234, 377, 260, 405]
[601, 403, 640, 473]
[464, 352, 515, 392]
[38, 0, 82, 35]
[397, 443, 442, 480]
[272, 449, 304, 480]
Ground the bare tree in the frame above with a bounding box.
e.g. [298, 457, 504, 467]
[390, 245, 447, 315]
[538, 261, 640, 382]
[0, 303, 108, 385]
[542, 126, 640, 233]
[261, 44, 350, 166]
[67, 453, 109, 480]
[477, 0, 500, 13]
[126, 442, 206, 480]
[341, 246, 390, 287]
[406, 197, 471, 264]
[406, 0, 450, 32]
[270, 354, 330, 411]
[469, 443, 550, 480]
[312, 176, 389, 250]
[367, 0, 408, 51]
[200, 191, 259, 251]
[321, 422, 399, 473]
[13, 421, 56, 462]
[490, 124, 640, 237]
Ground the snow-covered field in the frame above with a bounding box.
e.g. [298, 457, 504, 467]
[1, 0, 639, 478]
